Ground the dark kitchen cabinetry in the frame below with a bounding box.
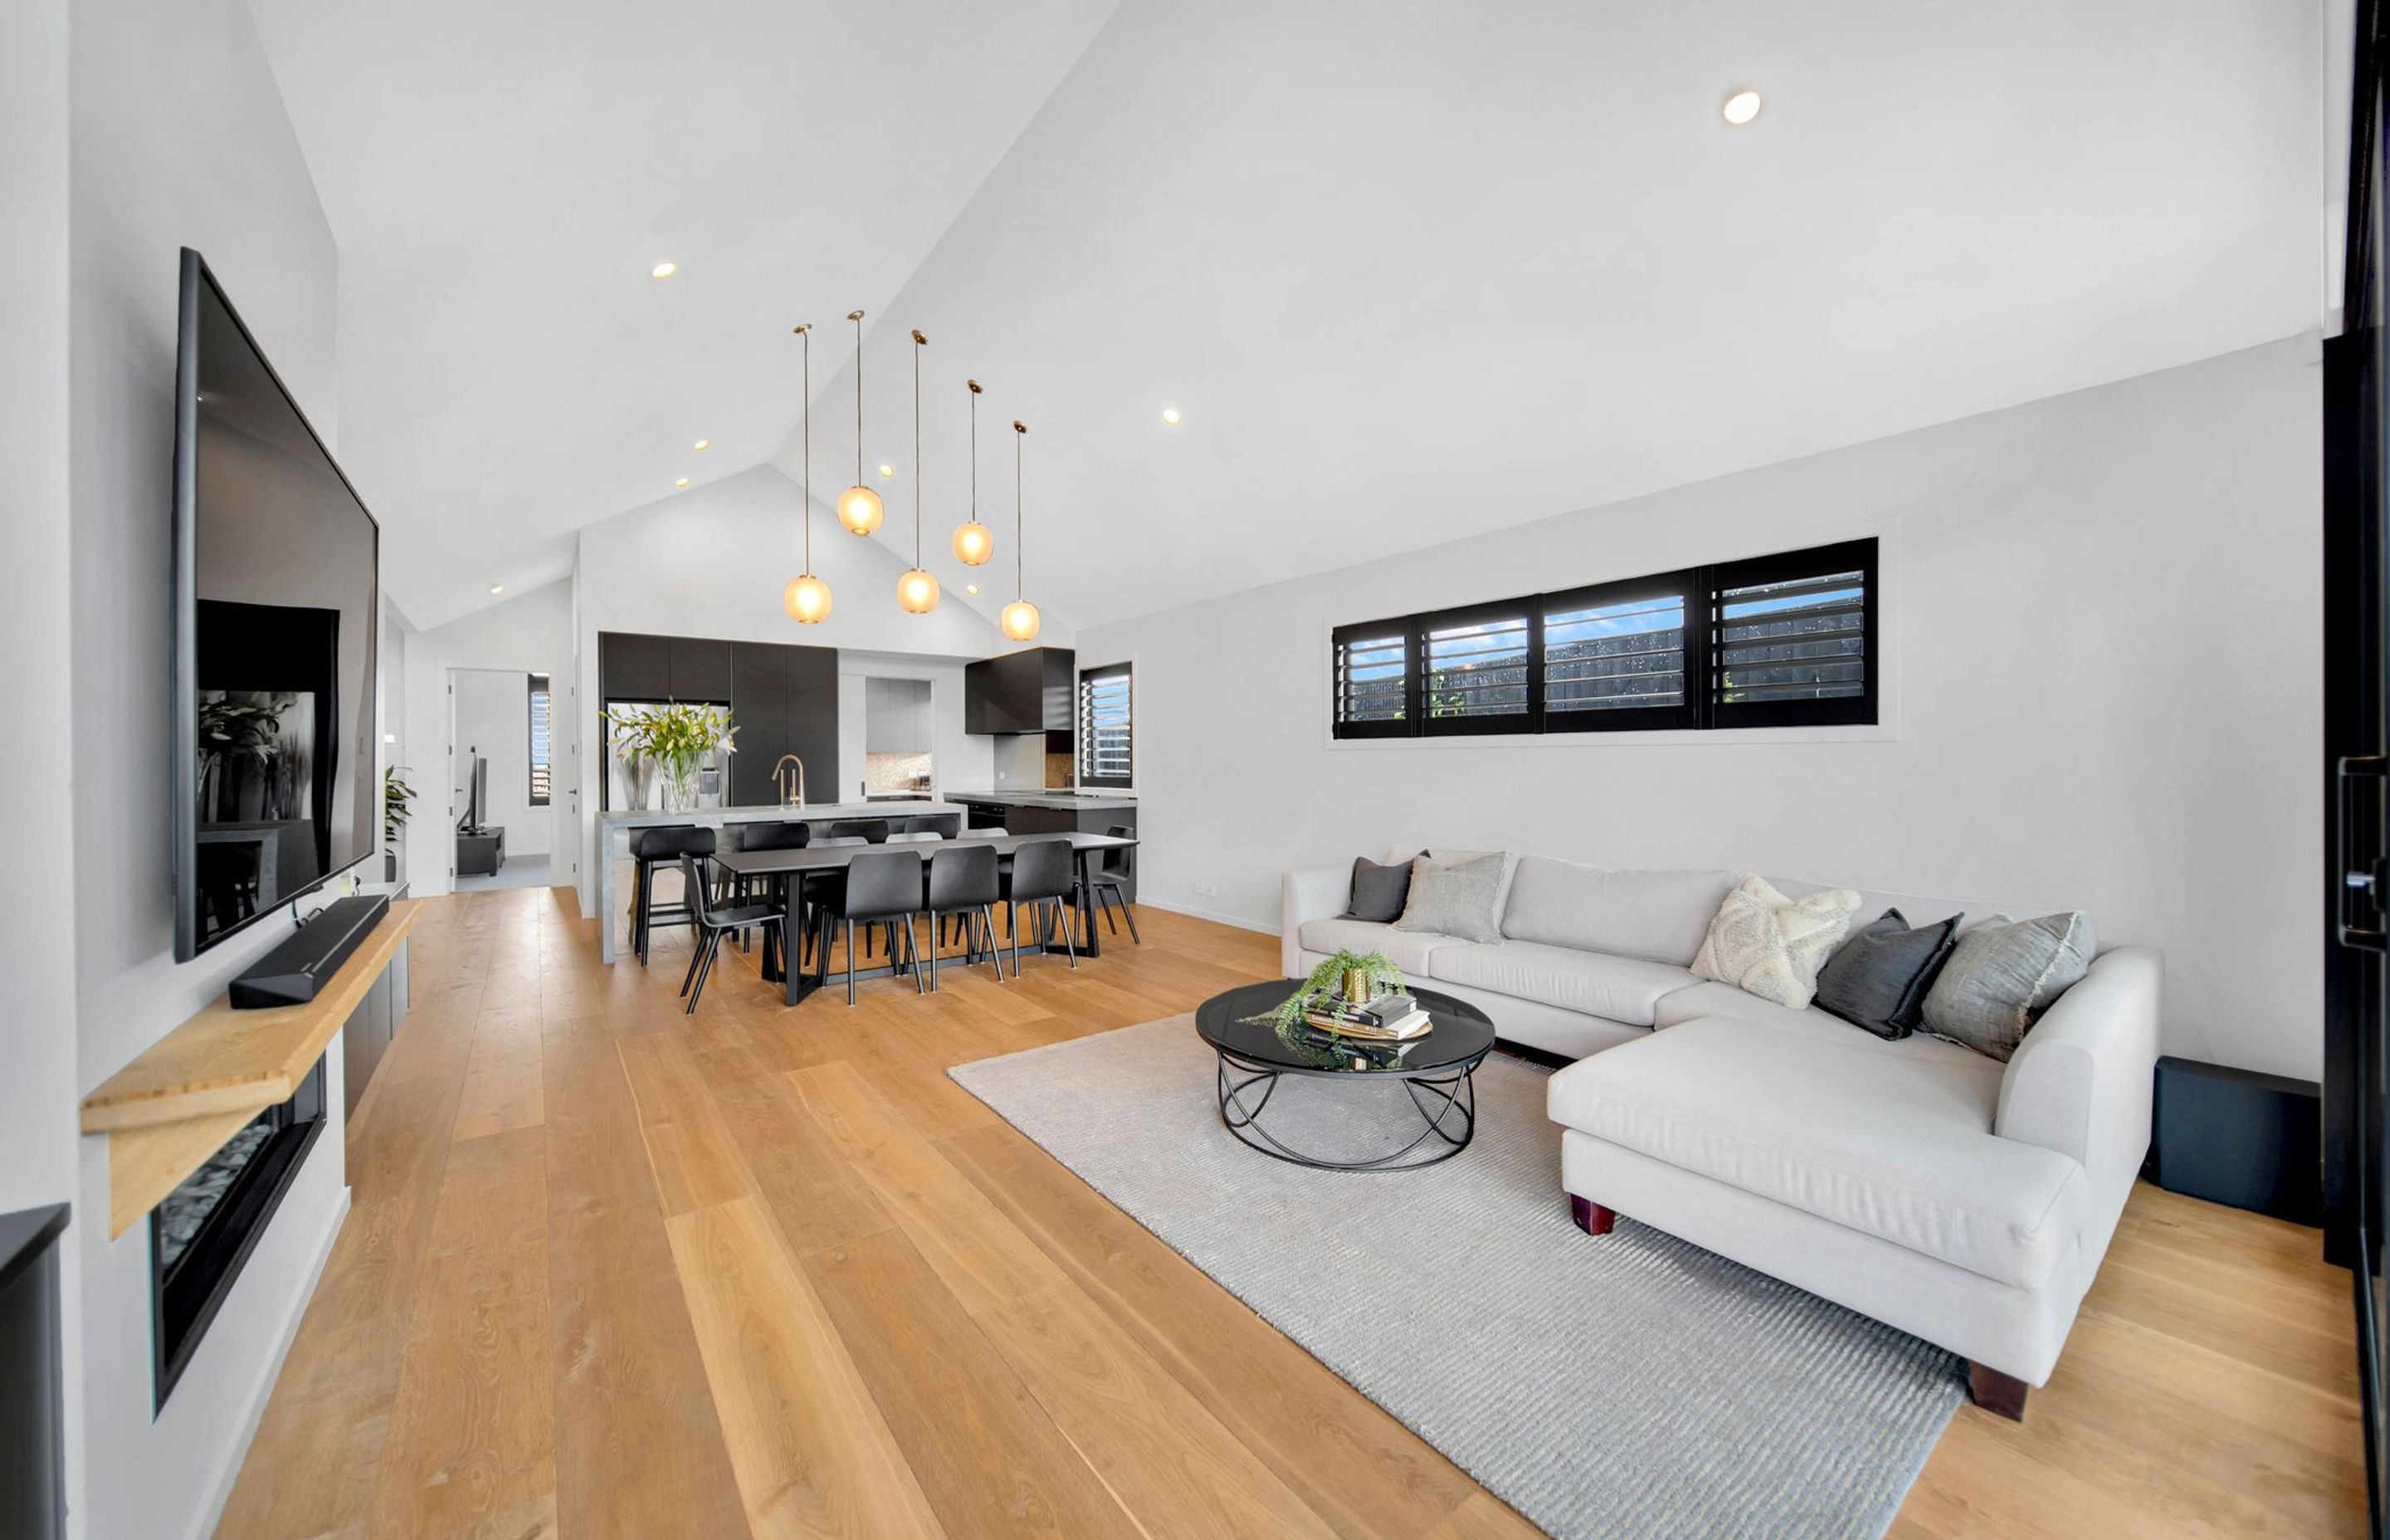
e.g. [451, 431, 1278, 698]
[964, 647, 1075, 733]
[725, 641, 838, 807]
[599, 631, 730, 703]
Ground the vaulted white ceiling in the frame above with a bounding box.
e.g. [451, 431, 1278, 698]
[254, 0, 2324, 634]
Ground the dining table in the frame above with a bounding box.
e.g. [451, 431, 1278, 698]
[708, 831, 1140, 1006]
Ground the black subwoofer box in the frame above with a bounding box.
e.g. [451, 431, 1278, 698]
[229, 893, 389, 1009]
[2149, 1055, 2322, 1226]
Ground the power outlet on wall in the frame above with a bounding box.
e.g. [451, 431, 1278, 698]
[1192, 881, 1219, 897]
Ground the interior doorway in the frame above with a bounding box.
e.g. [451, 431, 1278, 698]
[447, 665, 566, 892]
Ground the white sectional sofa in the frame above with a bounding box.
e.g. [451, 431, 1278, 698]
[1280, 850, 2160, 1418]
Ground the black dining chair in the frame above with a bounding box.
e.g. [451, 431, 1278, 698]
[677, 854, 781, 1014]
[1001, 837, 1078, 974]
[724, 820, 811, 953]
[629, 825, 715, 966]
[899, 815, 954, 837]
[1076, 824, 1140, 944]
[923, 843, 1005, 989]
[812, 848, 926, 1004]
[788, 834, 866, 970]
[827, 818, 891, 844]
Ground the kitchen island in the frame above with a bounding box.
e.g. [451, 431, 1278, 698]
[594, 799, 963, 962]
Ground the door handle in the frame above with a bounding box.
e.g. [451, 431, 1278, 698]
[2339, 753, 2388, 952]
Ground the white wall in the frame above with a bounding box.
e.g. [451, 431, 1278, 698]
[1077, 337, 2324, 1082]
[453, 669, 548, 855]
[66, 2, 354, 1537]
[573, 465, 1027, 910]
[2, 0, 87, 1528]
[399, 577, 576, 894]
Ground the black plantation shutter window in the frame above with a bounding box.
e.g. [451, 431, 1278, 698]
[1421, 602, 1538, 735]
[527, 674, 553, 805]
[1540, 573, 1700, 732]
[1332, 621, 1413, 738]
[1705, 539, 1877, 729]
[1077, 663, 1134, 788]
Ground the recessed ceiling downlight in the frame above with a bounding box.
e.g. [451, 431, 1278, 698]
[693, 438, 710, 451]
[1721, 89, 1763, 126]
[879, 463, 895, 478]
[651, 261, 678, 279]
[1161, 407, 1181, 426]
[488, 583, 505, 595]
[675, 477, 690, 489]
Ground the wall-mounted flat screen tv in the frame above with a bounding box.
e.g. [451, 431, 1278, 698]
[173, 248, 380, 960]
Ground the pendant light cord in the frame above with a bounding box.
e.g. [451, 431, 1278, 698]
[849, 309, 866, 486]
[795, 323, 811, 572]
[1013, 421, 1027, 597]
[911, 329, 925, 566]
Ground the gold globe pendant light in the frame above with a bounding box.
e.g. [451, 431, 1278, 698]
[836, 309, 885, 535]
[952, 378, 994, 565]
[896, 329, 940, 614]
[782, 324, 834, 624]
[999, 418, 1041, 642]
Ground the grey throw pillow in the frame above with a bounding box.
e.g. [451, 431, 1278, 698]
[1920, 911, 2098, 1061]
[1812, 909, 1961, 1040]
[1344, 857, 1412, 923]
[1392, 851, 1509, 943]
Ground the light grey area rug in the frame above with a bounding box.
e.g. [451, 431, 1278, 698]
[950, 1016, 1963, 1540]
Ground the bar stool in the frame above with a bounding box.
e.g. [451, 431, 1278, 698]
[678, 854, 781, 1014]
[1000, 837, 1078, 974]
[812, 848, 926, 1005]
[1076, 824, 1140, 944]
[923, 843, 1005, 990]
[629, 824, 714, 966]
[954, 825, 1009, 840]
[899, 815, 954, 837]
[887, 830, 943, 843]
[827, 818, 890, 844]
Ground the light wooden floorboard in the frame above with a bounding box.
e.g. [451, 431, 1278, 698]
[217, 885, 2364, 1539]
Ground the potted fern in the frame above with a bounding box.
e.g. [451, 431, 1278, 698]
[1271, 948, 1407, 1040]
[383, 765, 416, 880]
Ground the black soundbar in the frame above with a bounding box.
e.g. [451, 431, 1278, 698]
[228, 894, 390, 1010]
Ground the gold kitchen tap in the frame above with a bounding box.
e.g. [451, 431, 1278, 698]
[772, 754, 806, 808]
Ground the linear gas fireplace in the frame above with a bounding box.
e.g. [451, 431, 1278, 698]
[150, 1054, 326, 1408]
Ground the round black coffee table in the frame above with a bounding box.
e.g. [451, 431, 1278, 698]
[1193, 980, 1497, 1172]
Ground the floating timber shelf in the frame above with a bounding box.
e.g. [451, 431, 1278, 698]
[82, 899, 420, 1235]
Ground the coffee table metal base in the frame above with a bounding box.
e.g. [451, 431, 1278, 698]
[1212, 1049, 1481, 1172]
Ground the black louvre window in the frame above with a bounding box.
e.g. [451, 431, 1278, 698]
[1422, 604, 1534, 734]
[528, 674, 553, 805]
[1332, 624, 1412, 738]
[1542, 574, 1698, 733]
[1077, 663, 1134, 788]
[1707, 539, 1876, 729]
[1329, 539, 1876, 738]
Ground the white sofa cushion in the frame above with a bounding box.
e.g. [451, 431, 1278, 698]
[1429, 940, 1695, 1028]
[1499, 856, 1737, 966]
[1547, 1016, 2089, 1288]
[1653, 981, 1996, 1070]
[1295, 917, 1462, 975]
[1690, 874, 1861, 1008]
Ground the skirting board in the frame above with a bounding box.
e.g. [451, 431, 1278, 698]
[1131, 895, 1279, 936]
[188, 1182, 349, 1540]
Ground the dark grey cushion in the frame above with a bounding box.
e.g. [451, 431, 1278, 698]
[1812, 909, 1960, 1040]
[1344, 856, 1412, 923]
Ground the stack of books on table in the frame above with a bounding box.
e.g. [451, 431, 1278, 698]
[1304, 992, 1432, 1040]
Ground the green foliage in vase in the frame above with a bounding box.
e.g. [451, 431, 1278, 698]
[383, 765, 417, 844]
[603, 700, 739, 778]
[198, 693, 294, 764]
[1271, 948, 1407, 1038]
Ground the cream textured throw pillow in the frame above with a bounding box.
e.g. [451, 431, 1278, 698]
[1690, 875, 1863, 1009]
